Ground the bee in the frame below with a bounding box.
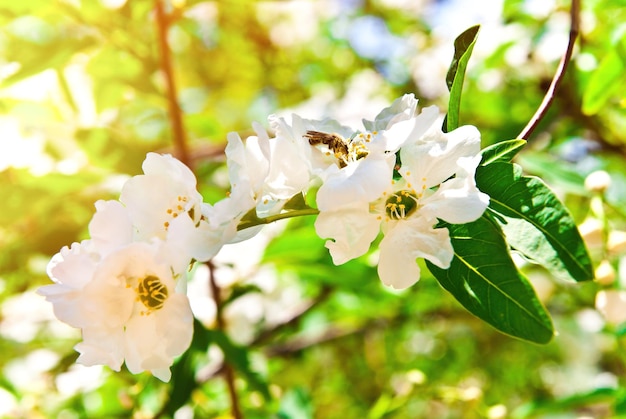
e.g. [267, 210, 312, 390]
[304, 130, 371, 168]
[137, 275, 168, 311]
[305, 131, 349, 156]
[304, 130, 351, 167]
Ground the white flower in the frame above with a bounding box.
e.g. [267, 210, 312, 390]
[315, 112, 489, 289]
[39, 197, 194, 382]
[39, 240, 193, 382]
[227, 121, 311, 209]
[120, 152, 222, 263]
[220, 120, 313, 240]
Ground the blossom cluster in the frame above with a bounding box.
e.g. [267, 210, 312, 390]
[40, 94, 489, 381]
[269, 94, 489, 287]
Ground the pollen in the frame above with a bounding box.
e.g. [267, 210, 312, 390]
[385, 189, 420, 220]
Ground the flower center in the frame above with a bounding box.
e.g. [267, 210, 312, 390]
[137, 275, 168, 313]
[385, 189, 419, 220]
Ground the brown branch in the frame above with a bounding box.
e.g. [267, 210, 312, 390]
[264, 323, 369, 357]
[518, 0, 580, 140]
[252, 286, 333, 346]
[154, 0, 191, 168]
[207, 261, 243, 419]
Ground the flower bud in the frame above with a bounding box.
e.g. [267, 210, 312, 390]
[578, 218, 603, 251]
[608, 230, 626, 255]
[596, 290, 626, 325]
[594, 260, 616, 285]
[584, 170, 611, 193]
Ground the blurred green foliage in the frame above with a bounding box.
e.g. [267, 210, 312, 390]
[2, 0, 626, 418]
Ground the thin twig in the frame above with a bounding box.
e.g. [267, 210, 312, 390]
[208, 261, 243, 419]
[154, 0, 191, 167]
[518, 0, 580, 140]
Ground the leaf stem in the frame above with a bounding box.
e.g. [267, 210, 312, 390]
[237, 208, 320, 231]
[208, 261, 243, 419]
[154, 0, 191, 168]
[518, 0, 580, 140]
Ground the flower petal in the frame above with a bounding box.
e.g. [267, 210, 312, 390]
[362, 93, 418, 132]
[75, 326, 125, 371]
[382, 105, 440, 152]
[226, 132, 269, 194]
[266, 135, 311, 199]
[123, 293, 193, 382]
[401, 124, 481, 188]
[316, 156, 394, 212]
[315, 203, 380, 265]
[89, 200, 133, 255]
[421, 155, 489, 224]
[44, 241, 98, 289]
[166, 215, 225, 270]
[378, 216, 453, 289]
[142, 152, 197, 189]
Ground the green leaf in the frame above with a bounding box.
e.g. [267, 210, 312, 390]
[445, 25, 480, 132]
[476, 162, 594, 282]
[480, 139, 527, 166]
[516, 153, 588, 196]
[513, 387, 620, 418]
[427, 215, 554, 343]
[582, 34, 626, 115]
[278, 387, 314, 419]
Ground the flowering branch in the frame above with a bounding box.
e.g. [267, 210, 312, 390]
[154, 0, 191, 167]
[518, 0, 580, 140]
